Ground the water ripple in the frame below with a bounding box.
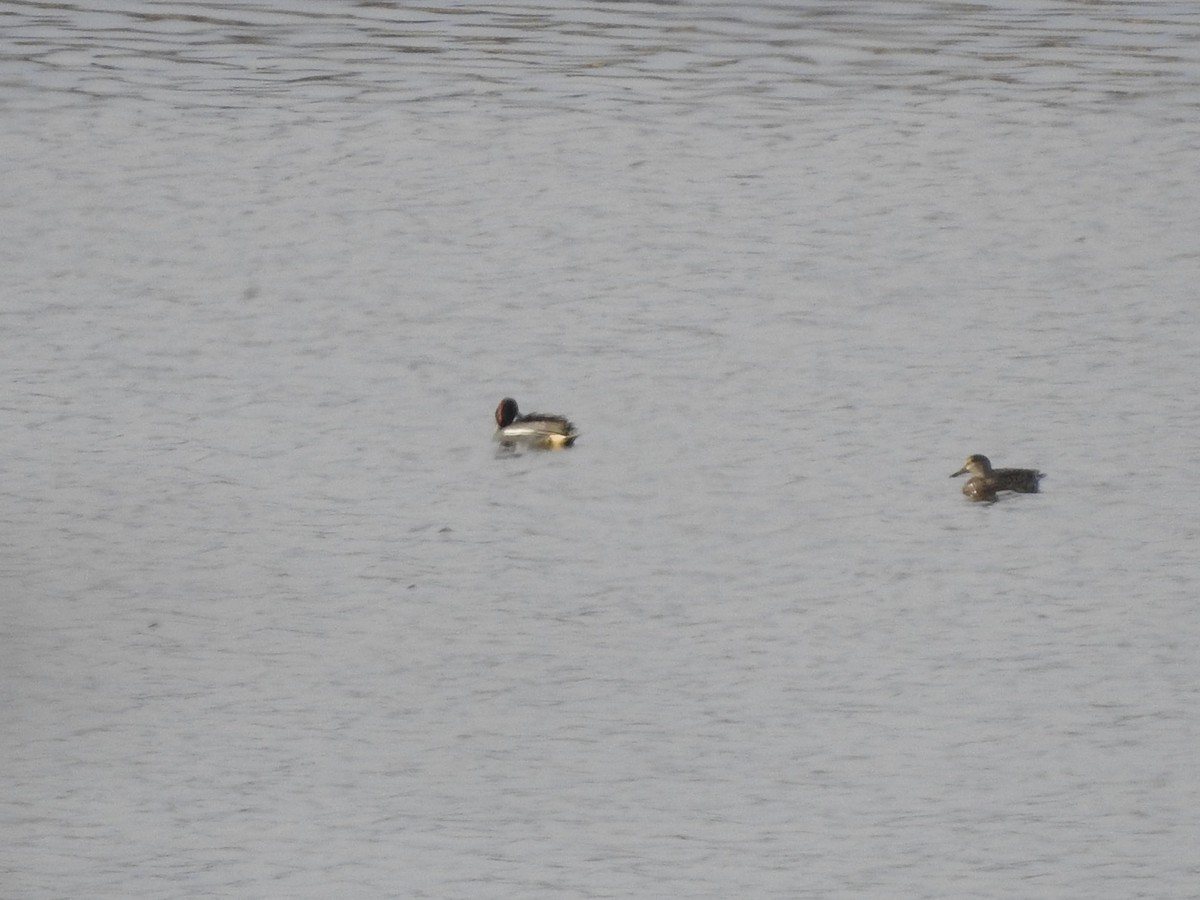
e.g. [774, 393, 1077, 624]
[3, 0, 1199, 117]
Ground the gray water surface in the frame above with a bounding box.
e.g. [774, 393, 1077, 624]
[3, 2, 1200, 897]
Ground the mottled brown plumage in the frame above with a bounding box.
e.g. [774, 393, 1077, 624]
[951, 454, 1042, 501]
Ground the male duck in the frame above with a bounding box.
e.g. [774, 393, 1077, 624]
[494, 397, 579, 450]
[951, 454, 1043, 502]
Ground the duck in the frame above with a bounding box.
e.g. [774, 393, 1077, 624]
[950, 454, 1043, 501]
[494, 397, 579, 450]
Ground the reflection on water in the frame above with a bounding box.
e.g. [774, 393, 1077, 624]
[4, 2, 1200, 899]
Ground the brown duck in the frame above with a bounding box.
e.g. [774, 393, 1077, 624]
[951, 454, 1043, 502]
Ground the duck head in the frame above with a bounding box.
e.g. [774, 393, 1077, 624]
[951, 454, 992, 478]
[495, 397, 520, 428]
